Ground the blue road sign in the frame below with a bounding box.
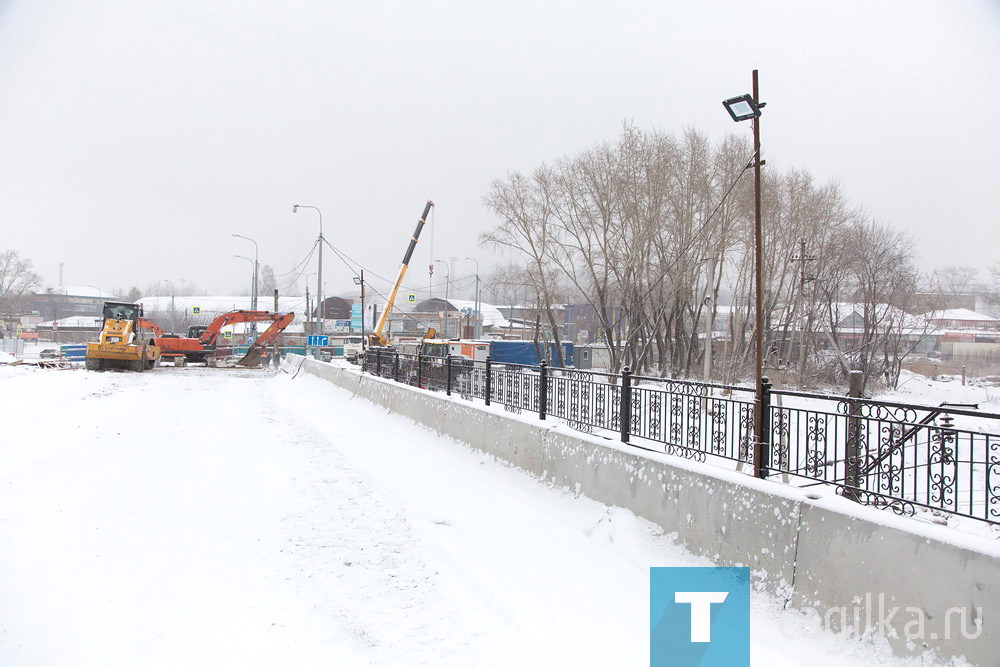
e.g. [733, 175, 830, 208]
[308, 335, 329, 346]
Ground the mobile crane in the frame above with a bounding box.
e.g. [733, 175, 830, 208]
[366, 200, 434, 349]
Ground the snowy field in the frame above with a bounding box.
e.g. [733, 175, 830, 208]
[0, 361, 972, 665]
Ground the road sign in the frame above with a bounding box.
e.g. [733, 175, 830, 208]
[192, 307, 201, 315]
[407, 293, 415, 303]
[223, 330, 233, 339]
[308, 335, 329, 346]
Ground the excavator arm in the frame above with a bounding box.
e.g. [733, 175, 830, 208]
[138, 317, 164, 338]
[198, 310, 287, 345]
[236, 312, 295, 366]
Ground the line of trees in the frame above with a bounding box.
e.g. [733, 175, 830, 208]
[481, 123, 931, 391]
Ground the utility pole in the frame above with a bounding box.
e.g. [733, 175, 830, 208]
[293, 204, 323, 342]
[305, 285, 311, 356]
[703, 256, 716, 383]
[791, 239, 817, 386]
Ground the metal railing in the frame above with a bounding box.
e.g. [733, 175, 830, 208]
[361, 349, 1000, 526]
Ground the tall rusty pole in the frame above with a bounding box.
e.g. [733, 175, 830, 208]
[723, 71, 768, 477]
[751, 69, 766, 478]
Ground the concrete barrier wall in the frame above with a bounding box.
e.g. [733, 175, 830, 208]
[287, 357, 1000, 664]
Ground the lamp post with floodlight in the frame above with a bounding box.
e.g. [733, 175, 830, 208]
[723, 70, 768, 479]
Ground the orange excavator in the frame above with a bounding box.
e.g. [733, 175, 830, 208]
[155, 310, 294, 366]
[139, 318, 164, 337]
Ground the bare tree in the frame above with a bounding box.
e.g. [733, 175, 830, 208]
[482, 167, 568, 366]
[0, 250, 43, 316]
[931, 265, 978, 302]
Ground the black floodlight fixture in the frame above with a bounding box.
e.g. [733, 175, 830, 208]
[722, 94, 762, 122]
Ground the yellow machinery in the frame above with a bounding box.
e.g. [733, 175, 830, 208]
[85, 301, 161, 372]
[367, 200, 435, 348]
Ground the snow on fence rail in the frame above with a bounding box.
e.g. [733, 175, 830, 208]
[362, 349, 1000, 527]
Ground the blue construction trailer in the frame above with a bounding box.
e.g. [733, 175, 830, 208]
[486, 340, 573, 367]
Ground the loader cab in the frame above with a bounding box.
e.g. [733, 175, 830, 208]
[103, 302, 140, 323]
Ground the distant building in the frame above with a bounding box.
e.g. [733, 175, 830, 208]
[922, 308, 1000, 332]
[27, 286, 113, 322]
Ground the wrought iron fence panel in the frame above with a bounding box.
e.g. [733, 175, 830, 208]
[545, 368, 619, 434]
[772, 391, 1000, 524]
[626, 375, 756, 465]
[491, 363, 540, 414]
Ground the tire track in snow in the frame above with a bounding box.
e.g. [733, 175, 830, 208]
[264, 380, 507, 665]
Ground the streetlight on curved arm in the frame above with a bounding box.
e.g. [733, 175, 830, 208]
[231, 233, 259, 312]
[234, 255, 256, 306]
[293, 205, 324, 334]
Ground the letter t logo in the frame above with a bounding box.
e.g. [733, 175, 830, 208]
[675, 591, 729, 642]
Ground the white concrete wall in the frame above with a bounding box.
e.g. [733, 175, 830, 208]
[286, 356, 1000, 664]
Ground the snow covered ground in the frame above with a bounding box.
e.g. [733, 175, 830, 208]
[0, 363, 971, 665]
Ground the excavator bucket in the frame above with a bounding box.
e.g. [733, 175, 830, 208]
[234, 312, 294, 367]
[237, 346, 263, 367]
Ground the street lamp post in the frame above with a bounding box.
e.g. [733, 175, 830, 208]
[464, 257, 480, 338]
[724, 69, 767, 479]
[231, 234, 259, 312]
[434, 259, 450, 337]
[234, 254, 256, 309]
[293, 205, 323, 338]
[164, 279, 176, 334]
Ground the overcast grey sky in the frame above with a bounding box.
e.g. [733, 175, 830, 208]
[1, 0, 998, 301]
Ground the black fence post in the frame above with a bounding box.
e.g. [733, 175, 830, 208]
[484, 356, 492, 406]
[758, 376, 772, 479]
[844, 369, 864, 500]
[394, 350, 400, 382]
[446, 355, 453, 396]
[620, 366, 632, 444]
[539, 360, 548, 420]
[376, 349, 382, 377]
[417, 353, 423, 389]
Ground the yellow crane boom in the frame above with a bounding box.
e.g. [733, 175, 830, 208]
[368, 200, 434, 348]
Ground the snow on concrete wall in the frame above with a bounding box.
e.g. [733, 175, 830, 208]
[286, 355, 1000, 664]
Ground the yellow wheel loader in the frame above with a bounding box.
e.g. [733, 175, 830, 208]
[85, 301, 161, 372]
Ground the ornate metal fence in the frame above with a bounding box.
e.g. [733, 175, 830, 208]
[361, 349, 1000, 526]
[768, 390, 1000, 524]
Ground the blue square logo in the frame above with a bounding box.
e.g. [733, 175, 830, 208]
[650, 567, 750, 666]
